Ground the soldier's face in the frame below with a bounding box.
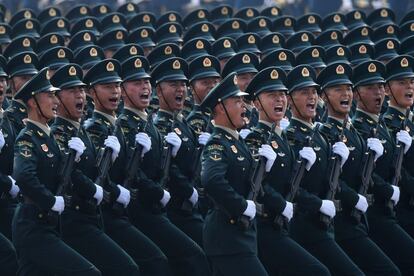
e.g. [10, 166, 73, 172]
[255, 91, 287, 123]
[30, 92, 59, 120]
[92, 82, 121, 113]
[11, 75, 32, 93]
[322, 84, 353, 117]
[143, 47, 153, 57]
[237, 72, 255, 92]
[191, 77, 220, 103]
[385, 78, 414, 109]
[355, 83, 385, 115]
[216, 96, 247, 129]
[122, 79, 152, 110]
[157, 80, 187, 112]
[288, 86, 318, 121]
[0, 76, 6, 106]
[57, 86, 86, 121]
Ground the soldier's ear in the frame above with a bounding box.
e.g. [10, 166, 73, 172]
[384, 82, 391, 96]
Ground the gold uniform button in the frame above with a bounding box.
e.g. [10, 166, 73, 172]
[38, 213, 43, 219]
[75, 205, 80, 210]
[318, 158, 321, 161]
[281, 163, 285, 167]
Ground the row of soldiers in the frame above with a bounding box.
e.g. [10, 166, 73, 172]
[1, 2, 414, 276]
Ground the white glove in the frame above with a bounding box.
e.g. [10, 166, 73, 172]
[319, 200, 336, 218]
[339, 0, 353, 11]
[258, 144, 276, 172]
[239, 129, 251, 139]
[280, 118, 290, 130]
[299, 147, 316, 171]
[243, 200, 256, 220]
[8, 176, 19, 198]
[367, 138, 384, 161]
[165, 132, 182, 157]
[391, 185, 400, 206]
[51, 196, 65, 214]
[332, 141, 349, 167]
[0, 130, 5, 152]
[68, 137, 86, 162]
[198, 132, 211, 146]
[160, 190, 171, 207]
[355, 194, 368, 213]
[104, 136, 121, 162]
[135, 132, 151, 157]
[282, 201, 294, 221]
[396, 130, 412, 154]
[116, 184, 131, 208]
[93, 184, 103, 205]
[189, 187, 199, 206]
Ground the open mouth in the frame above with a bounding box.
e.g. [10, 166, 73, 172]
[340, 99, 350, 107]
[405, 91, 413, 99]
[140, 92, 150, 100]
[175, 95, 183, 104]
[75, 101, 84, 112]
[109, 97, 118, 104]
[306, 102, 316, 111]
[274, 106, 283, 113]
[374, 97, 382, 106]
[52, 106, 58, 114]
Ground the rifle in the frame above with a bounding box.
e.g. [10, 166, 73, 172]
[273, 134, 313, 229]
[320, 117, 347, 229]
[350, 127, 377, 224]
[239, 123, 276, 230]
[159, 112, 178, 189]
[386, 109, 410, 216]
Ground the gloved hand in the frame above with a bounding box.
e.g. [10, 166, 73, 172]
[0, 130, 5, 152]
[68, 137, 86, 162]
[116, 184, 131, 208]
[396, 130, 412, 154]
[258, 144, 276, 172]
[332, 141, 349, 167]
[160, 190, 171, 207]
[239, 129, 251, 139]
[355, 194, 368, 213]
[280, 118, 290, 130]
[282, 201, 294, 221]
[189, 188, 199, 206]
[8, 176, 19, 198]
[367, 138, 384, 161]
[104, 136, 121, 162]
[391, 185, 400, 206]
[243, 200, 256, 221]
[299, 147, 316, 171]
[93, 184, 103, 205]
[320, 200, 336, 218]
[135, 132, 151, 157]
[166, 132, 182, 157]
[198, 132, 211, 146]
[51, 196, 65, 214]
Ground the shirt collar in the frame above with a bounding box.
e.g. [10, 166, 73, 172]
[356, 108, 379, 123]
[291, 116, 314, 129]
[215, 124, 239, 140]
[27, 119, 51, 136]
[95, 110, 117, 126]
[259, 119, 282, 137]
[124, 106, 147, 121]
[388, 104, 408, 116]
[57, 116, 80, 130]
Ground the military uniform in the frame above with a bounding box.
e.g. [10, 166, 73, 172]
[352, 60, 414, 275]
[83, 59, 169, 275]
[12, 68, 100, 276]
[201, 73, 268, 276]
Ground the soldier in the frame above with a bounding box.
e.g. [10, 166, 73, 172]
[152, 57, 206, 248]
[383, 55, 414, 238]
[200, 72, 272, 275]
[4, 51, 38, 134]
[352, 60, 414, 274]
[119, 55, 211, 276]
[285, 65, 364, 275]
[12, 68, 100, 275]
[82, 59, 173, 275]
[244, 67, 330, 275]
[318, 63, 400, 275]
[50, 63, 140, 275]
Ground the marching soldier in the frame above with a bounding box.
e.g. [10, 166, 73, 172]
[318, 63, 400, 275]
[285, 65, 364, 275]
[383, 55, 414, 238]
[200, 72, 271, 276]
[152, 57, 206, 249]
[83, 59, 170, 275]
[50, 63, 141, 275]
[244, 67, 330, 275]
[119, 55, 211, 276]
[12, 68, 100, 275]
[352, 60, 414, 275]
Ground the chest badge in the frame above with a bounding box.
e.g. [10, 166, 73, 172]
[174, 128, 182, 135]
[37, 131, 44, 137]
[348, 146, 355, 151]
[182, 137, 189, 142]
[271, 140, 278, 149]
[277, 152, 286, 157]
[210, 154, 221, 161]
[313, 146, 321, 151]
[237, 156, 245, 161]
[41, 144, 49, 152]
[380, 139, 387, 144]
[231, 145, 238, 153]
[406, 126, 411, 132]
[47, 153, 54, 158]
[300, 127, 308, 132]
[342, 136, 348, 143]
